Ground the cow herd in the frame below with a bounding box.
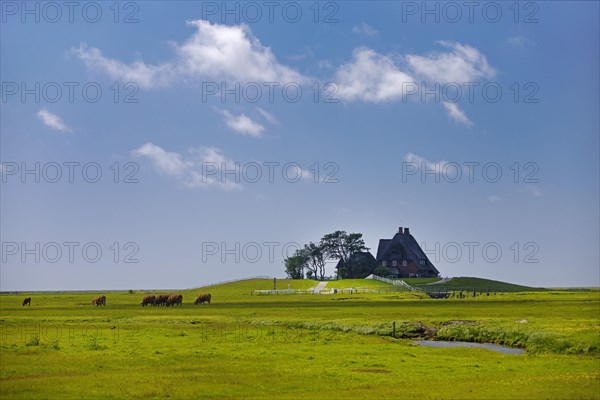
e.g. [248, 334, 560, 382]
[20, 293, 212, 307]
[141, 294, 187, 307]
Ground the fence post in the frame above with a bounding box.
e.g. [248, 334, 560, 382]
[392, 321, 396, 338]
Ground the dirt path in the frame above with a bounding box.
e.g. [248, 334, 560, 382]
[424, 278, 451, 285]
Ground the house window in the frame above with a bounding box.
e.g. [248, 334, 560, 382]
[420, 260, 426, 265]
[392, 260, 397, 267]
[402, 261, 407, 267]
[382, 261, 387, 267]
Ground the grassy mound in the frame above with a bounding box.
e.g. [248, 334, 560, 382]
[188, 278, 316, 296]
[418, 277, 543, 292]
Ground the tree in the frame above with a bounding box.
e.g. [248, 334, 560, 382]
[321, 231, 368, 278]
[374, 266, 389, 277]
[304, 242, 327, 281]
[337, 253, 377, 279]
[284, 254, 306, 279]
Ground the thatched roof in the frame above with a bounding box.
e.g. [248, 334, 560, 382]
[376, 228, 439, 275]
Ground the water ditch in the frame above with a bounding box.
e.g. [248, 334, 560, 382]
[414, 340, 526, 354]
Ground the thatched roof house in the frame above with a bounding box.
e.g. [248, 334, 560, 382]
[375, 227, 439, 278]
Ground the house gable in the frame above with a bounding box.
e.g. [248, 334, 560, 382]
[375, 227, 439, 278]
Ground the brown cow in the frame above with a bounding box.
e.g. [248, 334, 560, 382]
[141, 295, 155, 307]
[22, 297, 31, 306]
[194, 293, 211, 305]
[92, 295, 106, 306]
[155, 294, 169, 306]
[166, 294, 183, 307]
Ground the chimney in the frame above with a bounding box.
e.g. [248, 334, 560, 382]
[399, 227, 403, 234]
[404, 227, 410, 235]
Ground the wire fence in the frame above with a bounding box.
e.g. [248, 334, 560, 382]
[252, 286, 408, 295]
[368, 275, 422, 291]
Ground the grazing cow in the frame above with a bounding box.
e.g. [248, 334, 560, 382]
[194, 293, 211, 305]
[166, 294, 183, 307]
[141, 295, 156, 307]
[22, 297, 31, 307]
[155, 294, 169, 306]
[92, 295, 106, 306]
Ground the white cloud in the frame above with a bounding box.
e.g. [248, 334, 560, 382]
[72, 45, 174, 88]
[73, 20, 305, 88]
[36, 109, 71, 132]
[406, 41, 496, 83]
[352, 22, 378, 37]
[286, 164, 315, 182]
[74, 24, 493, 126]
[524, 185, 543, 197]
[216, 109, 265, 137]
[176, 20, 305, 83]
[132, 143, 241, 191]
[132, 143, 320, 190]
[335, 48, 414, 102]
[286, 47, 314, 61]
[487, 195, 503, 203]
[317, 60, 334, 70]
[256, 108, 278, 125]
[442, 102, 473, 127]
[507, 36, 535, 48]
[403, 152, 450, 174]
[332, 42, 494, 125]
[132, 143, 189, 176]
[403, 152, 474, 180]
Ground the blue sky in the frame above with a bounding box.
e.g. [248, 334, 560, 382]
[1, 1, 598, 290]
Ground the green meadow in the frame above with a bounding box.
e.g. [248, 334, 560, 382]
[1, 278, 599, 399]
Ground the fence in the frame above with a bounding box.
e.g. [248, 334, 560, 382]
[367, 275, 422, 292]
[252, 286, 407, 296]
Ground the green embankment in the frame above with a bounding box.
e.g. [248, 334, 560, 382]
[416, 277, 544, 292]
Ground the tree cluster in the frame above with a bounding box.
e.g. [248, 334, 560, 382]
[284, 231, 368, 280]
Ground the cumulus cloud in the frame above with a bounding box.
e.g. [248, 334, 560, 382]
[403, 152, 473, 180]
[132, 143, 319, 189]
[406, 41, 496, 83]
[442, 102, 473, 127]
[73, 21, 494, 127]
[352, 22, 378, 37]
[72, 45, 174, 88]
[333, 41, 494, 125]
[403, 152, 451, 174]
[132, 143, 241, 191]
[177, 20, 304, 83]
[73, 20, 305, 88]
[216, 109, 265, 137]
[132, 143, 189, 176]
[335, 48, 413, 102]
[256, 108, 278, 125]
[36, 109, 71, 132]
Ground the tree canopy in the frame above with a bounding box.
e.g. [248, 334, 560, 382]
[283, 230, 369, 279]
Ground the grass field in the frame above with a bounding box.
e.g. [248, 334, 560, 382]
[1, 278, 599, 399]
